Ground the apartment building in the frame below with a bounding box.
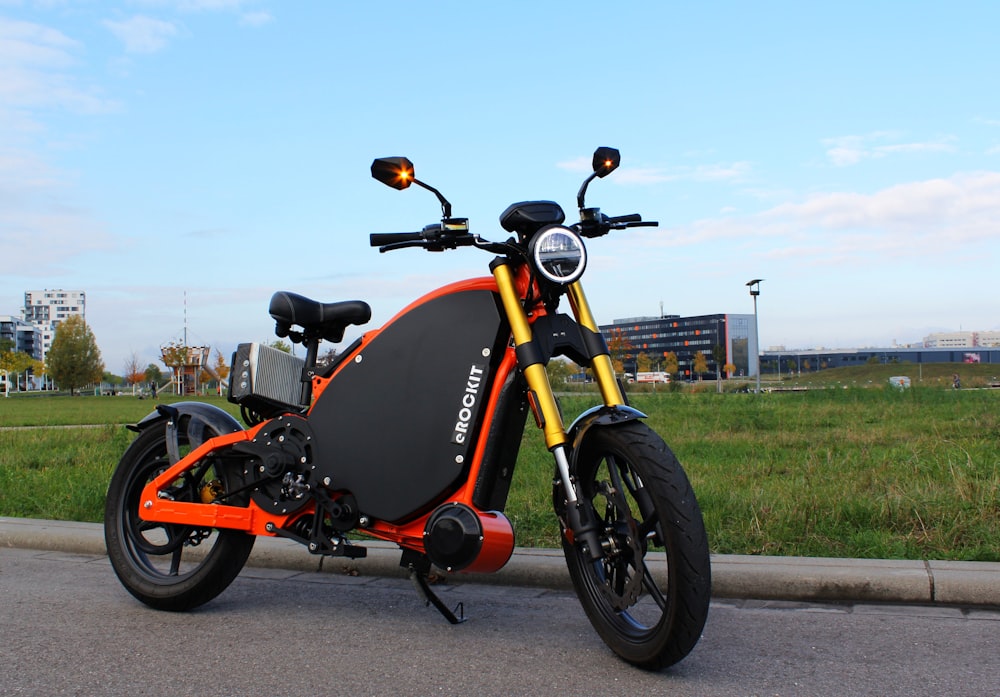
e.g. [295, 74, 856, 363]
[22, 289, 86, 359]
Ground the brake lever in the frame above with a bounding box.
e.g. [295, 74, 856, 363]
[378, 240, 428, 253]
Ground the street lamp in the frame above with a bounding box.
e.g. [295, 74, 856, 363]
[746, 279, 763, 393]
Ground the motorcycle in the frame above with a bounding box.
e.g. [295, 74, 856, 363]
[104, 147, 711, 669]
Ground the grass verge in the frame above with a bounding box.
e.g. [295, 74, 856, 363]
[1, 385, 998, 560]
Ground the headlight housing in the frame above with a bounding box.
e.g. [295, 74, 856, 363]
[530, 225, 587, 284]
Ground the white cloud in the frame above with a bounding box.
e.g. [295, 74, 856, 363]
[103, 15, 180, 54]
[0, 151, 117, 273]
[558, 155, 750, 185]
[239, 10, 272, 27]
[665, 171, 1000, 267]
[0, 16, 79, 68]
[0, 17, 113, 114]
[127, 0, 271, 17]
[691, 161, 751, 182]
[556, 155, 591, 173]
[129, 0, 244, 10]
[0, 18, 118, 276]
[823, 132, 957, 167]
[614, 167, 676, 185]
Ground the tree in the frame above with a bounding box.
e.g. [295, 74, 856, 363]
[606, 328, 633, 375]
[199, 349, 231, 394]
[144, 363, 163, 384]
[268, 339, 292, 354]
[0, 350, 33, 375]
[636, 352, 652, 374]
[123, 352, 145, 393]
[28, 357, 45, 388]
[663, 351, 679, 378]
[545, 357, 576, 385]
[712, 344, 726, 376]
[160, 341, 187, 371]
[0, 350, 35, 391]
[318, 347, 339, 366]
[693, 352, 708, 380]
[46, 315, 105, 395]
[213, 349, 230, 381]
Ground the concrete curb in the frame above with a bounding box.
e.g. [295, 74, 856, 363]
[2, 517, 998, 607]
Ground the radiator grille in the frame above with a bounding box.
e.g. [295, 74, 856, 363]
[228, 342, 307, 410]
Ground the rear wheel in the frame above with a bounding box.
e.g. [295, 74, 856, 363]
[556, 422, 711, 669]
[104, 419, 255, 611]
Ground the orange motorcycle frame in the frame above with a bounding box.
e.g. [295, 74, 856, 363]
[136, 267, 567, 574]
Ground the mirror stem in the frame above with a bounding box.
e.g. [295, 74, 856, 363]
[414, 179, 453, 219]
[576, 172, 598, 210]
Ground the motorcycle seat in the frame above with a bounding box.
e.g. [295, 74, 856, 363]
[269, 291, 372, 343]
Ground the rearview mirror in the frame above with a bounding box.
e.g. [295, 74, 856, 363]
[592, 147, 620, 178]
[371, 157, 415, 190]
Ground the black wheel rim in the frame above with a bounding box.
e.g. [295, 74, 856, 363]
[578, 452, 673, 640]
[114, 439, 221, 583]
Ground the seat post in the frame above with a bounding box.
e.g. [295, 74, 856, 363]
[299, 335, 321, 406]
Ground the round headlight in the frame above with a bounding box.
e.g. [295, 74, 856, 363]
[530, 226, 587, 284]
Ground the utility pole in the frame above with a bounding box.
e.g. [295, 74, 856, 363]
[746, 279, 763, 393]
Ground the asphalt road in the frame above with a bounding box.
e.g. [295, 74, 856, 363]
[1, 546, 997, 697]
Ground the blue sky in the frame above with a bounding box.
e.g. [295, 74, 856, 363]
[3, 1, 1000, 374]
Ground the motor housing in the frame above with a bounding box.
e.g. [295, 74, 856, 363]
[423, 503, 514, 573]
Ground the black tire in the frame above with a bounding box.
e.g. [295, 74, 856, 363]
[104, 419, 255, 611]
[556, 422, 711, 669]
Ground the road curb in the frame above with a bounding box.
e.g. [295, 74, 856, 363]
[2, 517, 998, 606]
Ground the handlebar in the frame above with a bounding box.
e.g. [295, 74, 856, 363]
[371, 211, 658, 252]
[370, 222, 480, 253]
[607, 213, 642, 224]
[576, 210, 659, 238]
[369, 231, 425, 246]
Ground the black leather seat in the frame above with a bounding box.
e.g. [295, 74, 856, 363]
[269, 291, 371, 343]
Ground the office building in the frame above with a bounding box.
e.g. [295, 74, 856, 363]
[600, 313, 758, 379]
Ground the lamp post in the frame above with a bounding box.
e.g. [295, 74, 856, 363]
[746, 279, 763, 393]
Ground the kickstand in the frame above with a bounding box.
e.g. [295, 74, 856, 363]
[401, 550, 466, 625]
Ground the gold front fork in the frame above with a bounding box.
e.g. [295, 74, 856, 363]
[566, 281, 626, 408]
[492, 262, 567, 450]
[492, 264, 625, 452]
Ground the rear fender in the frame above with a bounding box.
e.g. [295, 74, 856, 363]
[130, 402, 244, 463]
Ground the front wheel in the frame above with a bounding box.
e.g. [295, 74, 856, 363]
[104, 419, 255, 611]
[555, 422, 711, 669]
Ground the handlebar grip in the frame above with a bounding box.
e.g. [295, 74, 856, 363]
[370, 232, 423, 247]
[608, 213, 642, 224]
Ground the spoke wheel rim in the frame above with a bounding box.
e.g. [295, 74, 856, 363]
[578, 453, 673, 640]
[115, 444, 218, 583]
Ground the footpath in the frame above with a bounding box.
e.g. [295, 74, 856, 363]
[2, 516, 998, 607]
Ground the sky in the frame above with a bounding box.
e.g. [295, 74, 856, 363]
[3, 1, 1000, 375]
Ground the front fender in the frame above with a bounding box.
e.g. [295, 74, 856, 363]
[129, 402, 244, 462]
[565, 404, 646, 469]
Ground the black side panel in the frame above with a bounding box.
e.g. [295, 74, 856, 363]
[308, 289, 508, 523]
[472, 370, 528, 512]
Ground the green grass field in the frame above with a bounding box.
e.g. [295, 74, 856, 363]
[1, 373, 998, 561]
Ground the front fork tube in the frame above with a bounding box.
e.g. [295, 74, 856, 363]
[492, 264, 611, 560]
[566, 281, 625, 408]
